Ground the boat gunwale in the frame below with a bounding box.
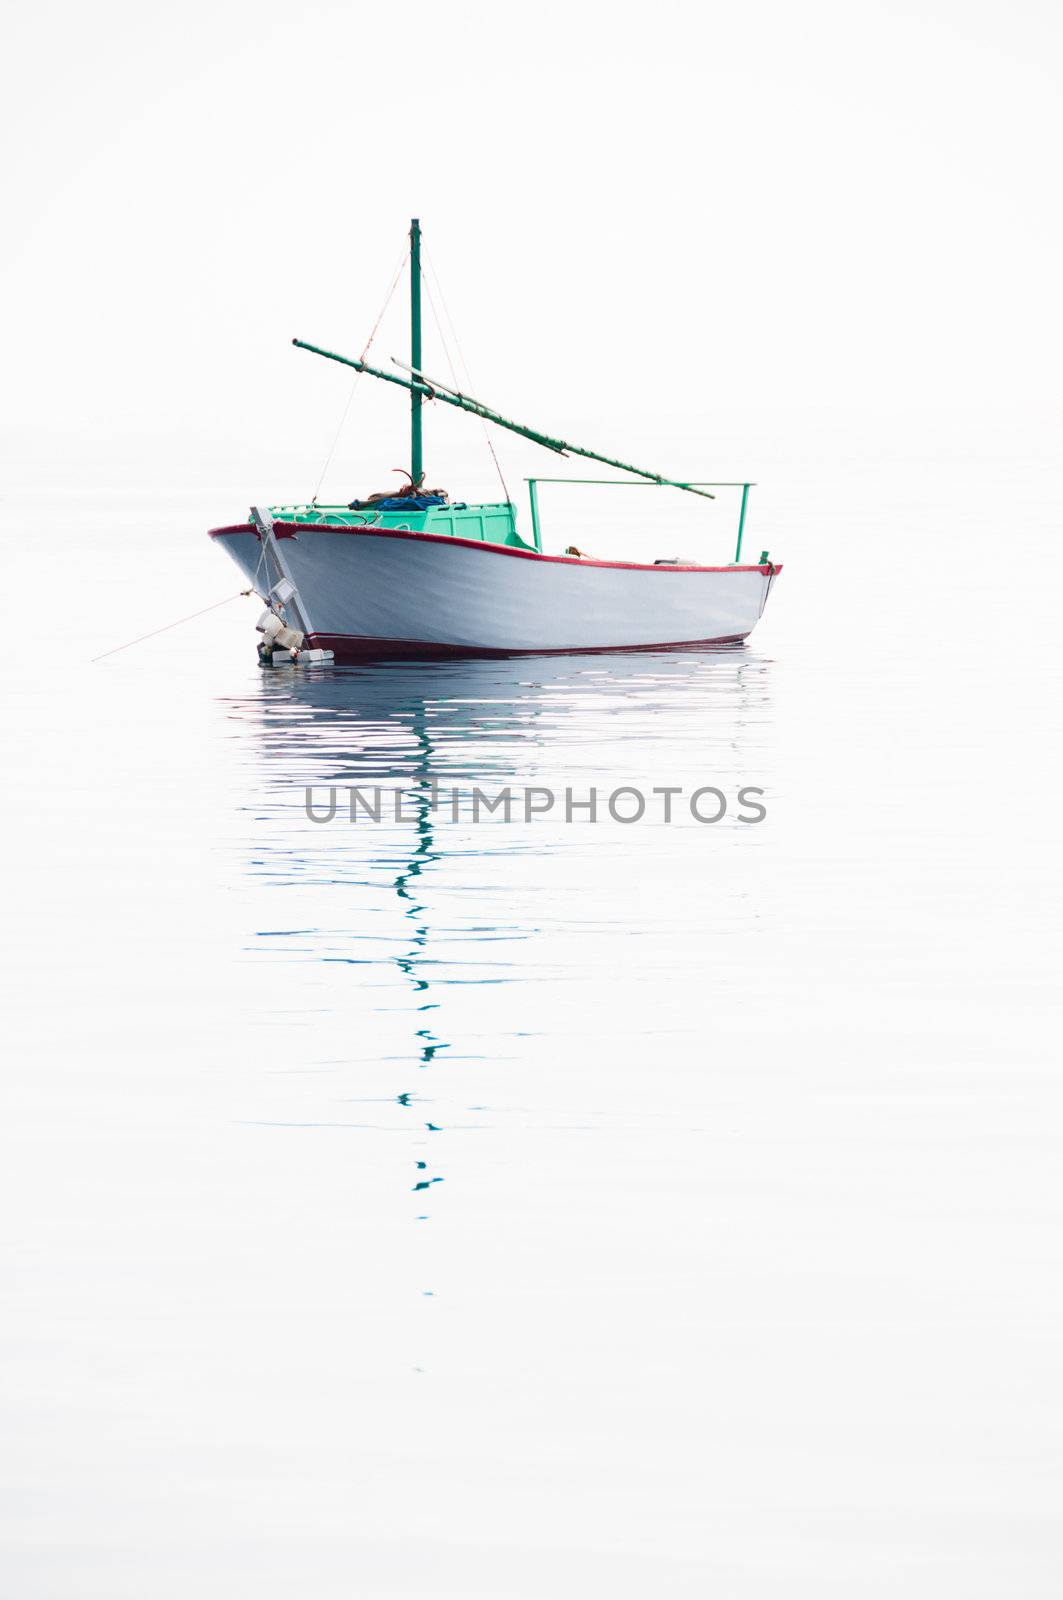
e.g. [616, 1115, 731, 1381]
[207, 522, 782, 576]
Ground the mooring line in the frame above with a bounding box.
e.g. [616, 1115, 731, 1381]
[91, 590, 251, 662]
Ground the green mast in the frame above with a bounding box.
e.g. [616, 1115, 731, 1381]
[409, 218, 423, 488]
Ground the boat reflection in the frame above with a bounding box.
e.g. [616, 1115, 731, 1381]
[219, 649, 772, 1232]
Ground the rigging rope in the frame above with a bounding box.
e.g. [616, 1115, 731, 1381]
[422, 247, 513, 506]
[309, 244, 410, 505]
[91, 591, 251, 662]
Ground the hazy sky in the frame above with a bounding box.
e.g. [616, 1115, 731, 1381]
[2, 0, 1060, 499]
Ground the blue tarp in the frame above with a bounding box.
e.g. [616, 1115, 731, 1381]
[348, 494, 449, 511]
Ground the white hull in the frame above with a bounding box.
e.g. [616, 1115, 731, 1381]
[210, 524, 781, 658]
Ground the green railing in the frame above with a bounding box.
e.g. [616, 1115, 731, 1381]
[524, 479, 755, 562]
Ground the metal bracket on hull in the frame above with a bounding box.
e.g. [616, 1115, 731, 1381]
[250, 505, 311, 636]
[249, 506, 333, 666]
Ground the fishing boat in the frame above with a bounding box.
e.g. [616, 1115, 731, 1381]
[209, 220, 782, 663]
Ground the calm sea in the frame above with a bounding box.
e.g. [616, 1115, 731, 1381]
[4, 457, 1061, 1595]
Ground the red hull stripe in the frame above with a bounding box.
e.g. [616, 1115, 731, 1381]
[207, 522, 781, 576]
[304, 632, 750, 661]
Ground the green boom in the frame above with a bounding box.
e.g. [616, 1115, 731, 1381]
[291, 338, 715, 503]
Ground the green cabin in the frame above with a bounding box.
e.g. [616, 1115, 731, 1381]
[266, 500, 535, 551]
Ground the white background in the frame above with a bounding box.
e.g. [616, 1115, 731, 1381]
[3, 0, 1060, 501]
[3, 4, 1062, 1597]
